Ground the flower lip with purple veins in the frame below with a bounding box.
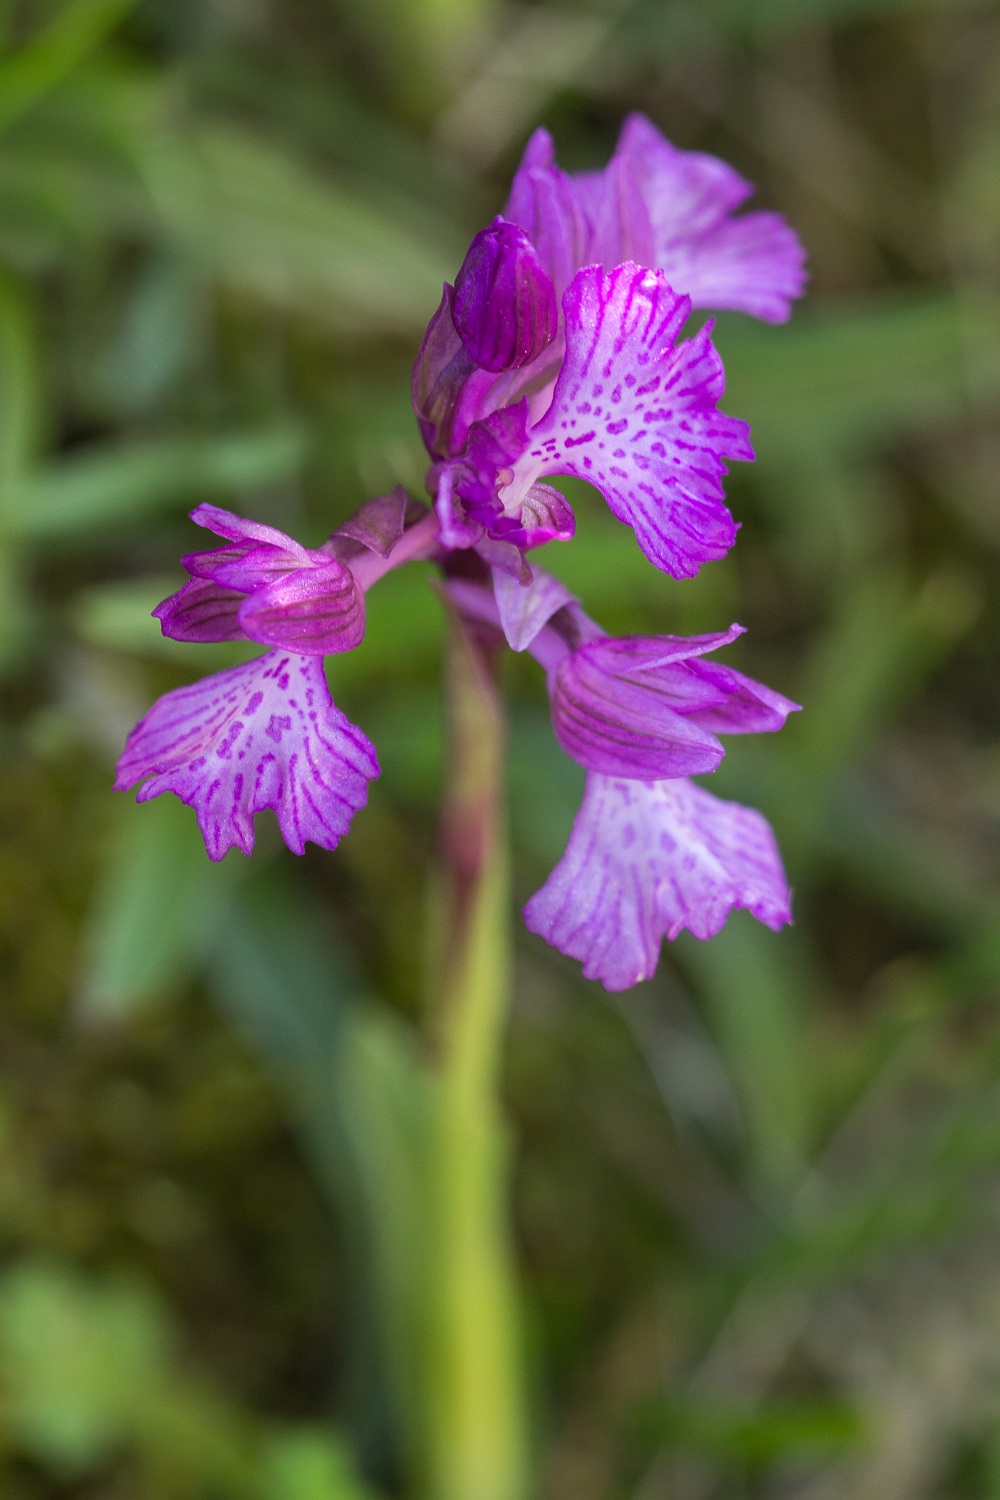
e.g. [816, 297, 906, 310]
[428, 261, 753, 580]
[523, 774, 793, 992]
[114, 651, 380, 861]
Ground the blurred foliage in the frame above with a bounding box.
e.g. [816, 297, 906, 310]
[0, 0, 997, 1497]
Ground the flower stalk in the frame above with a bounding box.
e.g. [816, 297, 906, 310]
[423, 608, 526, 1500]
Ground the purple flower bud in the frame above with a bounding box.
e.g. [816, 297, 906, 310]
[452, 218, 557, 373]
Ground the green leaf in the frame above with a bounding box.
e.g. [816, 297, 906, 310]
[715, 295, 981, 461]
[208, 868, 358, 1084]
[264, 1428, 378, 1500]
[679, 914, 815, 1183]
[335, 1005, 437, 1469]
[8, 423, 307, 539]
[793, 565, 980, 781]
[137, 123, 459, 335]
[0, 0, 140, 136]
[78, 794, 244, 1021]
[70, 573, 258, 666]
[0, 1262, 173, 1474]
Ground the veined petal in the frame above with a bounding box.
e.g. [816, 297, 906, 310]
[154, 577, 246, 643]
[571, 630, 800, 734]
[524, 775, 791, 991]
[553, 650, 725, 779]
[490, 482, 575, 551]
[115, 652, 379, 859]
[503, 263, 752, 577]
[182, 541, 304, 592]
[190, 502, 313, 559]
[327, 486, 427, 560]
[652, 658, 800, 734]
[492, 565, 573, 651]
[578, 153, 656, 273]
[505, 128, 589, 297]
[237, 561, 365, 655]
[607, 114, 807, 323]
[182, 503, 315, 595]
[655, 212, 808, 326]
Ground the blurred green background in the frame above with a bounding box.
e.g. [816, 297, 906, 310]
[1, 0, 999, 1495]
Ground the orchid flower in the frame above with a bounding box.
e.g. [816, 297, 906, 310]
[448, 566, 798, 990]
[413, 113, 805, 580]
[115, 490, 435, 859]
[116, 113, 805, 990]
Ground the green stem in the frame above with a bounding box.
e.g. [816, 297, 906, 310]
[424, 609, 526, 1500]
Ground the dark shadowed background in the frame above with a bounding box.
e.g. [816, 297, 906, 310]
[0, 0, 999, 1496]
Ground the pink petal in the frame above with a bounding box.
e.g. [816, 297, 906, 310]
[189, 502, 312, 559]
[182, 541, 305, 592]
[153, 577, 247, 643]
[237, 561, 365, 656]
[506, 263, 753, 577]
[609, 115, 807, 323]
[492, 565, 573, 651]
[505, 128, 590, 297]
[552, 655, 726, 780]
[327, 486, 427, 560]
[524, 775, 792, 991]
[115, 652, 379, 860]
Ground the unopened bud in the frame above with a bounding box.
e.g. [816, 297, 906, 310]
[452, 217, 558, 373]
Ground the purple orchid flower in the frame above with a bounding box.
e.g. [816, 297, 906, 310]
[448, 566, 798, 991]
[421, 260, 752, 578]
[413, 114, 804, 583]
[115, 491, 437, 859]
[115, 112, 805, 989]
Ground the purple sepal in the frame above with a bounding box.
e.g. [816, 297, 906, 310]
[189, 502, 313, 556]
[576, 153, 656, 272]
[475, 536, 530, 581]
[182, 541, 303, 592]
[492, 565, 573, 651]
[181, 503, 314, 593]
[411, 285, 478, 460]
[154, 577, 247, 643]
[551, 625, 799, 777]
[327, 486, 428, 561]
[523, 774, 792, 991]
[505, 128, 590, 297]
[237, 561, 365, 656]
[115, 651, 379, 859]
[553, 659, 725, 782]
[617, 633, 801, 734]
[499, 263, 752, 577]
[452, 218, 558, 374]
[585, 114, 807, 324]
